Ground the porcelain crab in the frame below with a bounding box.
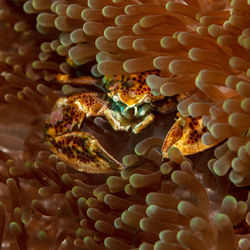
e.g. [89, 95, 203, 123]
[44, 70, 218, 173]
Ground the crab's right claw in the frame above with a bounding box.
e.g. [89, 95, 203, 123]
[162, 116, 221, 159]
[49, 131, 123, 173]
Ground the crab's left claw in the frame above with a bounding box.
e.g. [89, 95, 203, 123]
[49, 131, 123, 173]
[162, 116, 221, 159]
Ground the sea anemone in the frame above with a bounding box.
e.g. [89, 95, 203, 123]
[0, 0, 249, 249]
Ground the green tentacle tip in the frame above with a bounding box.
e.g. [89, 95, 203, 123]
[38, 230, 47, 240]
[9, 221, 22, 236]
[76, 228, 84, 238]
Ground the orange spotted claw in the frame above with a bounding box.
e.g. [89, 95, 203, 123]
[44, 91, 122, 173]
[162, 116, 221, 158]
[44, 92, 108, 138]
[49, 132, 123, 173]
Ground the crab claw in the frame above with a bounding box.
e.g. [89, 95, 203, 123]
[49, 131, 123, 173]
[162, 116, 220, 159]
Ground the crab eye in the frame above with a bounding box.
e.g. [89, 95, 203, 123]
[113, 95, 120, 102]
[144, 96, 151, 103]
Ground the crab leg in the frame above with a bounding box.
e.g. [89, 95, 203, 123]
[132, 113, 155, 134]
[162, 116, 222, 158]
[45, 92, 122, 173]
[56, 73, 98, 86]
